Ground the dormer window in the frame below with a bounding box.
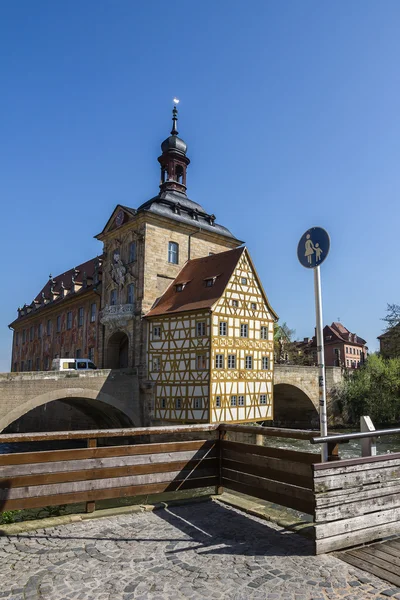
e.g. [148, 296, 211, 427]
[204, 276, 217, 287]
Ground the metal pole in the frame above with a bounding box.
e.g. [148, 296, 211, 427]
[313, 266, 328, 461]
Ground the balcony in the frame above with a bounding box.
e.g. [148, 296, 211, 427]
[99, 304, 134, 329]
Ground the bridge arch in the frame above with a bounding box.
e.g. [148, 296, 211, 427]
[0, 388, 135, 433]
[273, 383, 319, 429]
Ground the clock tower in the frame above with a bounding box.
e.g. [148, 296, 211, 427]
[95, 107, 242, 392]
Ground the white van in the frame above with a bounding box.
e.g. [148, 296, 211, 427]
[51, 358, 97, 371]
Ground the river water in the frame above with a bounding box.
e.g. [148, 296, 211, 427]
[262, 430, 400, 458]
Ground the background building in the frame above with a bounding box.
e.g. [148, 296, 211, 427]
[295, 322, 367, 368]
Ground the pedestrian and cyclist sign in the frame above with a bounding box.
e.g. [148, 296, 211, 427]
[297, 226, 330, 462]
[297, 227, 330, 269]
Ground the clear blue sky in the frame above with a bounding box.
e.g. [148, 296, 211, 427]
[1, 1, 399, 371]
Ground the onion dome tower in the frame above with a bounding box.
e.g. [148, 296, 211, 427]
[158, 105, 190, 194]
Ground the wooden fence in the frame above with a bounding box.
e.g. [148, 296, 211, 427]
[311, 429, 400, 554]
[0, 425, 218, 513]
[1, 423, 400, 556]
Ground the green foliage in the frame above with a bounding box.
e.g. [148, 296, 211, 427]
[0, 510, 20, 524]
[37, 505, 68, 518]
[381, 303, 400, 359]
[336, 354, 400, 425]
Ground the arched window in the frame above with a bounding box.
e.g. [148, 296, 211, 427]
[175, 165, 184, 184]
[168, 242, 179, 264]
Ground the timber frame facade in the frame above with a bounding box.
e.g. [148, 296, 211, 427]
[147, 247, 277, 423]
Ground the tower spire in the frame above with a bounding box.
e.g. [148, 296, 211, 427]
[171, 105, 179, 136]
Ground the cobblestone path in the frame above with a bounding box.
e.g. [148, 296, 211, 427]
[0, 500, 399, 600]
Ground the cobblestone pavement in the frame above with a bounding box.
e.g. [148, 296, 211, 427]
[0, 500, 399, 600]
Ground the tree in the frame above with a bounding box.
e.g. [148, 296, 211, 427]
[335, 354, 400, 425]
[380, 304, 400, 358]
[273, 322, 314, 365]
[273, 322, 294, 364]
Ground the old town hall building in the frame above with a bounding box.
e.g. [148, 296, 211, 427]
[9, 107, 277, 424]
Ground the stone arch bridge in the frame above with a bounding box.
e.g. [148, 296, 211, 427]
[0, 369, 148, 434]
[0, 366, 343, 433]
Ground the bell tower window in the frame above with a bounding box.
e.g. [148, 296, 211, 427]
[175, 165, 184, 184]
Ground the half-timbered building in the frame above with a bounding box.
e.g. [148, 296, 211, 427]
[146, 247, 277, 423]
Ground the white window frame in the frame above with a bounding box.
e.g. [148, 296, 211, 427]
[196, 322, 206, 337]
[245, 355, 253, 369]
[215, 396, 221, 408]
[238, 395, 245, 406]
[153, 326, 161, 339]
[215, 354, 224, 369]
[175, 397, 182, 409]
[219, 321, 227, 336]
[262, 356, 269, 370]
[230, 396, 237, 407]
[227, 354, 236, 369]
[260, 326, 268, 340]
[196, 354, 207, 370]
[240, 324, 248, 338]
[168, 241, 179, 264]
[260, 394, 267, 405]
[194, 398, 203, 409]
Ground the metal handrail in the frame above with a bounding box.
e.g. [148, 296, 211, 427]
[311, 427, 400, 444]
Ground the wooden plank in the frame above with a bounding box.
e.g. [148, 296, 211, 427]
[314, 453, 400, 473]
[0, 446, 218, 478]
[358, 545, 400, 570]
[0, 466, 216, 501]
[223, 478, 315, 515]
[86, 438, 96, 513]
[222, 440, 320, 464]
[374, 542, 400, 560]
[222, 468, 313, 502]
[220, 423, 316, 440]
[315, 521, 400, 554]
[315, 506, 400, 540]
[343, 549, 400, 587]
[0, 440, 216, 467]
[386, 540, 400, 552]
[0, 476, 217, 512]
[315, 489, 400, 521]
[223, 448, 313, 478]
[315, 480, 400, 507]
[314, 464, 400, 492]
[223, 458, 313, 489]
[0, 424, 219, 444]
[0, 457, 218, 490]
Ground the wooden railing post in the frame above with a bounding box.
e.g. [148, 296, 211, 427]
[86, 438, 97, 513]
[216, 427, 226, 495]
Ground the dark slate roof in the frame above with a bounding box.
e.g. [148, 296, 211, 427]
[137, 189, 242, 242]
[145, 247, 245, 318]
[9, 257, 102, 327]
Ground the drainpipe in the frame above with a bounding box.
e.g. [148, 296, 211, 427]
[188, 227, 203, 261]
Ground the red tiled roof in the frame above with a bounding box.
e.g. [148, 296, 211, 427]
[145, 247, 245, 318]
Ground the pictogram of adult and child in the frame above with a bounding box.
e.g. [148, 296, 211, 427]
[304, 234, 323, 265]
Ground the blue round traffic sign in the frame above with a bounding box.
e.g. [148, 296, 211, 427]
[297, 227, 330, 269]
